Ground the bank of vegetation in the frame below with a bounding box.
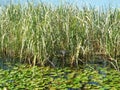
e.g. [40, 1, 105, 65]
[0, 2, 120, 69]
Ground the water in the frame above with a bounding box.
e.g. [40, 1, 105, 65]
[0, 58, 19, 70]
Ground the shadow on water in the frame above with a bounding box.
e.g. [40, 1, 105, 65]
[0, 58, 20, 70]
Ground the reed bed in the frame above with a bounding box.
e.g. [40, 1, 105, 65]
[0, 2, 120, 68]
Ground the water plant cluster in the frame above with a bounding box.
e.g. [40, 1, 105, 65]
[0, 2, 120, 90]
[0, 2, 120, 67]
[0, 65, 120, 90]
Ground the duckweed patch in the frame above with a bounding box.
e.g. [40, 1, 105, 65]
[0, 65, 120, 90]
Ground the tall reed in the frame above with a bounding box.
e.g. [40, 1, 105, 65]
[0, 2, 120, 68]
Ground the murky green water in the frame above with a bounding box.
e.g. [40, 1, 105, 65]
[0, 58, 20, 70]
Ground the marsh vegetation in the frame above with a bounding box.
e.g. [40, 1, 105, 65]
[0, 2, 120, 89]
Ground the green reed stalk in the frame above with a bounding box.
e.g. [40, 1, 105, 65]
[0, 2, 119, 68]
